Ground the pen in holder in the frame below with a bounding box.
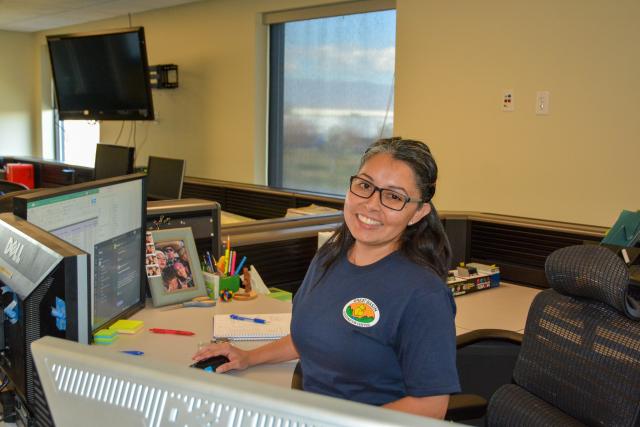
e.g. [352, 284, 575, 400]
[215, 240, 255, 301]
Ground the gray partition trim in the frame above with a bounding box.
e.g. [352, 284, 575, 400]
[441, 211, 607, 238]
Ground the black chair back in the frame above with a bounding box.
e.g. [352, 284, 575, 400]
[0, 179, 29, 195]
[488, 245, 640, 426]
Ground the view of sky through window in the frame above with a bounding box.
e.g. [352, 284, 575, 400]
[281, 10, 396, 195]
[61, 120, 100, 167]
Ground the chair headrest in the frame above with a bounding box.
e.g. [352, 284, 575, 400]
[545, 245, 639, 320]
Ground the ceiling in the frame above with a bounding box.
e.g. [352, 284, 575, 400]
[0, 0, 204, 32]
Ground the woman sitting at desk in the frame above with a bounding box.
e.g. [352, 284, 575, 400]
[193, 137, 459, 418]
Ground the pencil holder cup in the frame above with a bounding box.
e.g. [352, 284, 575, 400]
[202, 272, 219, 301]
[219, 275, 240, 293]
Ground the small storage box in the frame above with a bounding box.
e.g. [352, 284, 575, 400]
[6, 163, 34, 189]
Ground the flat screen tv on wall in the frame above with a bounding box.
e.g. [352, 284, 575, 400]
[47, 27, 155, 121]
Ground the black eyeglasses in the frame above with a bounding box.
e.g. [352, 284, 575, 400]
[349, 176, 423, 211]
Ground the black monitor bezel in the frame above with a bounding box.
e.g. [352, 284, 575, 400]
[146, 156, 186, 200]
[47, 27, 155, 121]
[12, 173, 148, 335]
[94, 144, 135, 180]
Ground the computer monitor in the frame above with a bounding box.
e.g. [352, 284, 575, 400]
[32, 336, 445, 427]
[13, 174, 146, 333]
[47, 27, 154, 121]
[146, 156, 185, 200]
[93, 144, 135, 180]
[147, 198, 222, 260]
[0, 213, 90, 425]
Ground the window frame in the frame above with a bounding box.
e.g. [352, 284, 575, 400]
[266, 0, 396, 190]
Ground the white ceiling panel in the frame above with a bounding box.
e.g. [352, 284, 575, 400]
[0, 0, 204, 32]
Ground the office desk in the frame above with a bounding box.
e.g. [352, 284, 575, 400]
[108, 295, 296, 388]
[454, 283, 540, 334]
[106, 284, 540, 391]
[221, 210, 255, 225]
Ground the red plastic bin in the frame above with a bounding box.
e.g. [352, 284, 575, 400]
[6, 163, 35, 189]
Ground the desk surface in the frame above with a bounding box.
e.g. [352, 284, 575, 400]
[221, 210, 255, 225]
[105, 284, 541, 391]
[454, 283, 540, 334]
[109, 295, 296, 388]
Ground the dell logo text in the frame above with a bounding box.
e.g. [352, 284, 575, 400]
[4, 237, 25, 264]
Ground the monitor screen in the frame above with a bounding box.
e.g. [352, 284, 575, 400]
[94, 144, 135, 180]
[47, 27, 154, 121]
[32, 336, 439, 427]
[146, 156, 185, 200]
[13, 174, 146, 332]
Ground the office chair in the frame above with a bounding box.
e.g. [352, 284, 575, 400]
[0, 179, 29, 196]
[483, 244, 640, 426]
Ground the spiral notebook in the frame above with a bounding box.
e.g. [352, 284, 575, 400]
[212, 313, 291, 341]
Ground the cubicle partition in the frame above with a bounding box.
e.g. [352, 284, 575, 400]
[221, 213, 342, 293]
[444, 213, 606, 288]
[0, 156, 94, 187]
[182, 177, 344, 219]
[0, 157, 609, 292]
[183, 177, 608, 290]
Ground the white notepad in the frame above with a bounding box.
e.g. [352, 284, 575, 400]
[212, 313, 291, 341]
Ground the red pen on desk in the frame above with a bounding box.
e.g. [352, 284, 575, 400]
[149, 328, 194, 336]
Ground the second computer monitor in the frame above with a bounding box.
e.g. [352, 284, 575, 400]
[146, 156, 185, 200]
[94, 144, 135, 180]
[13, 174, 147, 333]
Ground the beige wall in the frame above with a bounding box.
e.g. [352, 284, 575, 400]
[395, 0, 640, 227]
[28, 0, 639, 227]
[0, 30, 35, 156]
[34, 0, 337, 184]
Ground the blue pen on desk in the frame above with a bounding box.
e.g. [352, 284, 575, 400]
[121, 350, 144, 356]
[229, 314, 267, 324]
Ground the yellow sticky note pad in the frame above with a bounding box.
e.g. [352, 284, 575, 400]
[109, 319, 144, 334]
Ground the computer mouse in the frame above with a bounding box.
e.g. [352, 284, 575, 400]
[190, 355, 230, 372]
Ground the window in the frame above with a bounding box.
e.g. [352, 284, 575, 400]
[268, 5, 396, 195]
[55, 120, 100, 167]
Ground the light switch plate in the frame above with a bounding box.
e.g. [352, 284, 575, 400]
[536, 91, 550, 115]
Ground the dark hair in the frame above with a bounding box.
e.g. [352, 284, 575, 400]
[161, 266, 177, 282]
[317, 137, 452, 280]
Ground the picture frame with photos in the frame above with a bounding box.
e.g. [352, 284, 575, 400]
[146, 227, 207, 307]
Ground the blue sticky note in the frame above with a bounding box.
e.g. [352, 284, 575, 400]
[50, 297, 67, 331]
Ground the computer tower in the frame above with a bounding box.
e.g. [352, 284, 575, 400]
[147, 198, 222, 259]
[0, 213, 90, 426]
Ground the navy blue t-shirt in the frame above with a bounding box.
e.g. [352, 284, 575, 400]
[290, 251, 460, 406]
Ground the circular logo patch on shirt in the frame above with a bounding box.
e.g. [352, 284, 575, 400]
[343, 298, 379, 327]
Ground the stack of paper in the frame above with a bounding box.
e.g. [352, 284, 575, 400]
[212, 313, 291, 341]
[109, 319, 144, 334]
[94, 329, 118, 345]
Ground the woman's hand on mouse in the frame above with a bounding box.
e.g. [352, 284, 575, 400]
[192, 342, 250, 373]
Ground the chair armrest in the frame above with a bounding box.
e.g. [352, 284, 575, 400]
[446, 393, 488, 422]
[291, 360, 303, 390]
[457, 329, 523, 348]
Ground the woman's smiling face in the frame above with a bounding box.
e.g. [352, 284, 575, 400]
[344, 153, 430, 262]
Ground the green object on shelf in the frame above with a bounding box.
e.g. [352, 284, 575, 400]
[602, 210, 640, 247]
[267, 287, 292, 302]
